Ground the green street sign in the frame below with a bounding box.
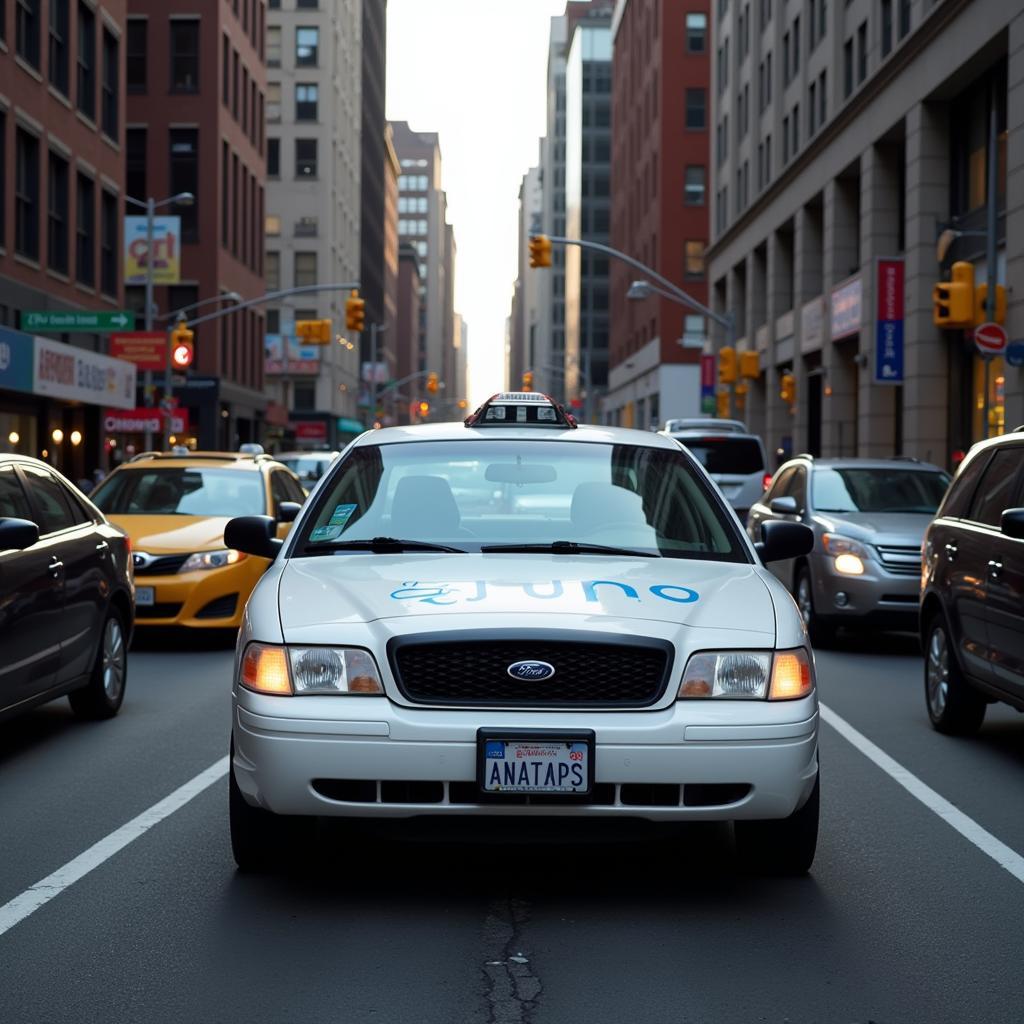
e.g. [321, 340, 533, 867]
[20, 310, 136, 333]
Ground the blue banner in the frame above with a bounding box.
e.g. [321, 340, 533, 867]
[0, 326, 36, 394]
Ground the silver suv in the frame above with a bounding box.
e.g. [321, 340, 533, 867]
[747, 456, 951, 645]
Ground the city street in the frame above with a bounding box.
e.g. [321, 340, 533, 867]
[1, 633, 1022, 1024]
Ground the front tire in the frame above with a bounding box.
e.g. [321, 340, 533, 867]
[924, 613, 986, 735]
[735, 772, 819, 875]
[69, 607, 128, 720]
[796, 567, 836, 648]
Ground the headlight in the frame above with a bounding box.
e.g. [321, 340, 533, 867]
[239, 643, 384, 695]
[823, 534, 867, 576]
[678, 648, 814, 701]
[179, 549, 246, 572]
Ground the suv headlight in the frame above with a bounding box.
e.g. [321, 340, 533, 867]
[678, 648, 813, 701]
[822, 533, 868, 575]
[179, 549, 246, 572]
[240, 643, 384, 696]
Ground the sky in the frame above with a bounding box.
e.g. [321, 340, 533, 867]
[386, 0, 569, 405]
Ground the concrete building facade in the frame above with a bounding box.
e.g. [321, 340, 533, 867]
[509, 162, 544, 392]
[708, 0, 1021, 469]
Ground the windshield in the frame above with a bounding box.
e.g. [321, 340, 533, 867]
[92, 468, 266, 517]
[296, 440, 748, 562]
[679, 437, 765, 475]
[812, 468, 951, 514]
[277, 456, 334, 484]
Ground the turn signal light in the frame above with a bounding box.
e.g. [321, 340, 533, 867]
[769, 649, 813, 701]
[240, 643, 292, 695]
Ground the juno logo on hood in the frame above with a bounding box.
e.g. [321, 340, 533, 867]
[507, 660, 556, 681]
[389, 579, 700, 607]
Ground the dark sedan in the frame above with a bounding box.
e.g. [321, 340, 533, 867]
[0, 455, 134, 722]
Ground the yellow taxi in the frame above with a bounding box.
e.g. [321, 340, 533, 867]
[91, 448, 306, 629]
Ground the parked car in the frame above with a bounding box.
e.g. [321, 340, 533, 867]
[273, 451, 340, 492]
[663, 417, 748, 434]
[921, 428, 1024, 734]
[91, 450, 305, 630]
[663, 425, 771, 523]
[0, 455, 134, 722]
[748, 456, 951, 645]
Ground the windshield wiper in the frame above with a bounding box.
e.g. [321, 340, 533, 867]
[480, 540, 657, 558]
[304, 537, 466, 554]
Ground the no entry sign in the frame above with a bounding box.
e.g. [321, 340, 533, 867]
[974, 322, 1008, 356]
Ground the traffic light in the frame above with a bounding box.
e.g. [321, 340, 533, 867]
[734, 381, 749, 411]
[170, 322, 194, 369]
[718, 346, 737, 385]
[418, 400, 430, 417]
[521, 370, 534, 392]
[426, 371, 439, 395]
[779, 372, 796, 406]
[933, 261, 975, 328]
[295, 319, 332, 344]
[457, 399, 468, 410]
[715, 391, 730, 418]
[345, 290, 366, 332]
[739, 350, 760, 379]
[974, 283, 1007, 325]
[529, 235, 553, 269]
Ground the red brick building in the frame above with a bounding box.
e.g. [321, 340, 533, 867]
[605, 0, 710, 429]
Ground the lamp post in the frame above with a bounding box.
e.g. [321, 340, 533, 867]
[157, 290, 242, 323]
[124, 191, 194, 450]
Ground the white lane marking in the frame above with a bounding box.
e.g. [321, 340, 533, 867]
[820, 703, 1024, 885]
[0, 757, 228, 939]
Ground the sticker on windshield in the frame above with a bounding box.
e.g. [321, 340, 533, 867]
[328, 503, 358, 528]
[310, 525, 343, 543]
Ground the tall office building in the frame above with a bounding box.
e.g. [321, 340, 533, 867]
[509, 162, 544, 392]
[263, 0, 362, 448]
[707, 0, 1021, 465]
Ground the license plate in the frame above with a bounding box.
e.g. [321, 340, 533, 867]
[478, 730, 594, 795]
[135, 586, 155, 607]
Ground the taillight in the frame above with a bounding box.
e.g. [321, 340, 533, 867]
[762, 473, 773, 491]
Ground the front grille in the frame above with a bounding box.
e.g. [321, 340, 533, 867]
[195, 593, 239, 620]
[389, 633, 673, 708]
[135, 602, 183, 619]
[875, 545, 922, 577]
[135, 553, 189, 576]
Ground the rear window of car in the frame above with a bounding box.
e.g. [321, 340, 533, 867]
[677, 437, 765, 475]
[92, 468, 265, 517]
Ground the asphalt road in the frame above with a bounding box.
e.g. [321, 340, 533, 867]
[2, 629, 1023, 1024]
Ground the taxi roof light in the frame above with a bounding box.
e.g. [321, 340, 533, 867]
[464, 392, 578, 429]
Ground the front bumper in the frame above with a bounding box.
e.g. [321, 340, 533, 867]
[811, 552, 919, 625]
[133, 558, 268, 628]
[232, 691, 819, 822]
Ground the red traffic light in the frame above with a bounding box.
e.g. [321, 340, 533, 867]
[171, 340, 194, 369]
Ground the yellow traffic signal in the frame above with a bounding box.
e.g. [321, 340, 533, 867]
[345, 290, 366, 332]
[521, 371, 534, 392]
[715, 391, 731, 418]
[295, 319, 332, 344]
[933, 261, 974, 328]
[418, 400, 430, 416]
[426, 371, 439, 395]
[718, 346, 737, 385]
[779, 372, 796, 405]
[739, 350, 760, 379]
[529, 235, 553, 269]
[974, 283, 1007, 325]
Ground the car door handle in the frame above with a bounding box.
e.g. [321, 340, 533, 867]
[944, 542, 958, 561]
[95, 541, 109, 553]
[988, 559, 1003, 580]
[48, 559, 64, 579]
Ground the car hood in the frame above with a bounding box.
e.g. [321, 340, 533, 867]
[811, 511, 933, 545]
[277, 553, 777, 635]
[107, 515, 234, 553]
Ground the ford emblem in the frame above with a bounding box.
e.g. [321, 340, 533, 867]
[507, 660, 556, 681]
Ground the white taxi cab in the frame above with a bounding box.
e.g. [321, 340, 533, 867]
[225, 394, 819, 874]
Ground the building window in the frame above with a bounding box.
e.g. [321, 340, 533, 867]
[101, 29, 118, 138]
[809, 81, 816, 135]
[685, 88, 706, 130]
[16, 0, 41, 68]
[15, 129, 39, 261]
[857, 21, 867, 84]
[0, 111, 6, 250]
[881, 0, 892, 57]
[126, 128, 146, 202]
[818, 70, 826, 127]
[265, 214, 281, 236]
[295, 216, 318, 237]
[170, 18, 199, 93]
[77, 2, 96, 120]
[127, 19, 146, 93]
[265, 251, 280, 292]
[267, 138, 280, 177]
[169, 128, 198, 241]
[296, 0, 318, 7]
[101, 191, 117, 296]
[48, 0, 69, 96]
[76, 173, 95, 287]
[266, 81, 281, 121]
[221, 141, 229, 246]
[782, 115, 789, 162]
[295, 138, 317, 177]
[296, 26, 318, 66]
[898, 0, 910, 39]
[843, 39, 853, 98]
[686, 12, 706, 53]
[793, 16, 800, 74]
[295, 83, 318, 120]
[294, 251, 317, 287]
[685, 241, 705, 278]
[792, 103, 799, 153]
[266, 25, 281, 66]
[47, 152, 69, 275]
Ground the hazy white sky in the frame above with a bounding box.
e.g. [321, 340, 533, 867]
[386, 0, 567, 404]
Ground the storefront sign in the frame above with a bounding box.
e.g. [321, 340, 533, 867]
[830, 276, 862, 340]
[103, 407, 189, 434]
[874, 258, 905, 384]
[124, 216, 181, 285]
[800, 297, 825, 353]
[21, 310, 135, 333]
[0, 327, 35, 394]
[700, 354, 716, 414]
[110, 332, 167, 371]
[265, 334, 320, 375]
[34, 337, 137, 409]
[292, 421, 328, 441]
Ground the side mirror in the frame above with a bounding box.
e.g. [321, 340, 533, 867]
[756, 520, 814, 563]
[0, 517, 40, 551]
[224, 516, 283, 560]
[770, 496, 800, 515]
[277, 501, 302, 524]
[1001, 508, 1024, 540]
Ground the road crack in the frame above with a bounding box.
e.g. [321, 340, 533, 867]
[480, 897, 541, 1024]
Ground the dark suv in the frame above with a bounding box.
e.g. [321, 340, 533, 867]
[921, 429, 1024, 734]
